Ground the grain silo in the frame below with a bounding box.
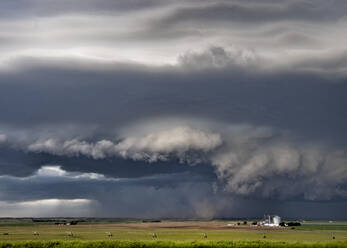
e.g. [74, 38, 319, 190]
[273, 215, 281, 226]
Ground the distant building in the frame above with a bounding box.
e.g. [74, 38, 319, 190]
[260, 215, 281, 227]
[273, 216, 281, 226]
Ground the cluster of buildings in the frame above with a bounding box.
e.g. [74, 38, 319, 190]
[260, 215, 281, 227]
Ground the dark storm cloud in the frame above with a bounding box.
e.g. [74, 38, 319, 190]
[3, 118, 347, 202]
[0, 144, 217, 180]
[0, 166, 198, 202]
[0, 53, 347, 209]
[0, 0, 347, 218]
[0, 165, 222, 218]
[0, 165, 345, 218]
[0, 55, 346, 143]
[1, 165, 347, 218]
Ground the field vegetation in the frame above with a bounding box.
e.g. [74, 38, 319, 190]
[0, 220, 347, 247]
[1, 240, 347, 248]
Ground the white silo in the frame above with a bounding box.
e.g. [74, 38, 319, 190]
[273, 216, 281, 226]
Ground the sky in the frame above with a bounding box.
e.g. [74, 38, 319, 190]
[0, 0, 347, 219]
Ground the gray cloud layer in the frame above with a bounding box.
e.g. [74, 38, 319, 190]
[1, 0, 347, 74]
[1, 122, 346, 203]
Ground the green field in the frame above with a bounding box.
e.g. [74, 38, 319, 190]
[1, 240, 347, 248]
[1, 221, 347, 247]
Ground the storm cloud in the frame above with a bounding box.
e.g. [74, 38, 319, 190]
[0, 0, 347, 218]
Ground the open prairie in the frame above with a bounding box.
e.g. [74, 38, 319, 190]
[1, 220, 347, 243]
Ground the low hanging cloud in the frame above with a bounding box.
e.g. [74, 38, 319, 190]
[4, 121, 347, 201]
[115, 126, 222, 162]
[28, 138, 116, 159]
[26, 126, 222, 162]
[210, 133, 347, 200]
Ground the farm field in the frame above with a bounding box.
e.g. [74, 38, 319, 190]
[1, 220, 347, 244]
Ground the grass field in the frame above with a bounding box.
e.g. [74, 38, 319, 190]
[2, 240, 347, 248]
[0, 220, 347, 244]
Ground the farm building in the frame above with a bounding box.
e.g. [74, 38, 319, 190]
[260, 215, 281, 227]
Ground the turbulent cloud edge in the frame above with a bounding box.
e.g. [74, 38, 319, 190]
[3, 123, 347, 201]
[3, 46, 347, 77]
[27, 126, 222, 162]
